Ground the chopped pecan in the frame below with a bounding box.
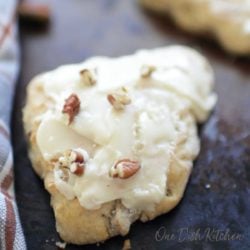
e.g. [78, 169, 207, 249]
[79, 68, 96, 86]
[69, 162, 84, 176]
[69, 150, 84, 163]
[140, 65, 156, 78]
[54, 149, 87, 178]
[107, 87, 131, 111]
[62, 94, 81, 124]
[109, 159, 141, 179]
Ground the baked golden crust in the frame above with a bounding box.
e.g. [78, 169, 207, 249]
[23, 74, 200, 244]
[140, 0, 250, 55]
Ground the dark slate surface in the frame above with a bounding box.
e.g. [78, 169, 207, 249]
[11, 0, 250, 249]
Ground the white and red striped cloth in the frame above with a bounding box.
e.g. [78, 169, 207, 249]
[0, 0, 26, 249]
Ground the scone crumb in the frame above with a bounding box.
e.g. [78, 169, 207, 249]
[140, 65, 156, 78]
[62, 94, 81, 124]
[79, 68, 97, 86]
[122, 239, 131, 250]
[55, 241, 66, 249]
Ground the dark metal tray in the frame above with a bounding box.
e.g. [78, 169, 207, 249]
[12, 1, 250, 249]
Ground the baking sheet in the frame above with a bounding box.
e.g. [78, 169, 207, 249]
[12, 0, 250, 249]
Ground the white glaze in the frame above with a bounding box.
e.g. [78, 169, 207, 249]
[35, 46, 216, 211]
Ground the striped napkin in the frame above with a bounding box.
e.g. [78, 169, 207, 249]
[0, 0, 26, 249]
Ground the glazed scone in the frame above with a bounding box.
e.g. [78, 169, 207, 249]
[23, 46, 216, 245]
[140, 0, 250, 55]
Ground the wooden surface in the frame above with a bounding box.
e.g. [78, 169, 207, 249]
[12, 0, 250, 249]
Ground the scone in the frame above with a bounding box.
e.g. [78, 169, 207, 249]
[23, 46, 216, 245]
[140, 0, 250, 55]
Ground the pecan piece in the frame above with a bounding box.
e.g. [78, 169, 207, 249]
[56, 149, 87, 177]
[109, 159, 141, 179]
[18, 3, 50, 25]
[140, 65, 156, 78]
[62, 94, 81, 124]
[69, 150, 84, 163]
[79, 68, 96, 86]
[69, 162, 84, 176]
[107, 87, 131, 111]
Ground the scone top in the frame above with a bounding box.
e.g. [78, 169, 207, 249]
[35, 46, 216, 211]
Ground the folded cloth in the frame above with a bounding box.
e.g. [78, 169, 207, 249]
[0, 0, 26, 249]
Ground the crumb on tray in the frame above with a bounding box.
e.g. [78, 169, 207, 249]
[122, 239, 131, 250]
